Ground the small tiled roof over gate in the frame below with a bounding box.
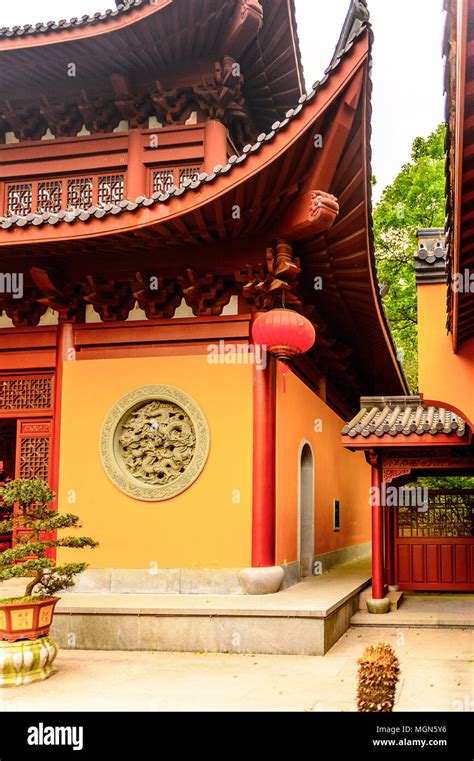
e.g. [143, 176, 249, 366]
[342, 396, 468, 439]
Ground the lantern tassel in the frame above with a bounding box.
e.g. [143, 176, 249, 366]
[281, 362, 289, 394]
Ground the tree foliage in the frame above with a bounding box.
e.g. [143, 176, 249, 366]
[373, 124, 446, 390]
[0, 479, 98, 600]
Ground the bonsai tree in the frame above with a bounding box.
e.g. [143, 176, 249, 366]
[357, 642, 400, 712]
[0, 479, 98, 600]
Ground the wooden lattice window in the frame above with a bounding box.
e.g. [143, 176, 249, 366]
[67, 177, 93, 210]
[97, 174, 125, 206]
[153, 169, 175, 194]
[152, 165, 201, 194]
[179, 166, 200, 185]
[37, 180, 63, 213]
[6, 183, 33, 216]
[18, 437, 50, 481]
[0, 377, 52, 412]
[398, 491, 474, 538]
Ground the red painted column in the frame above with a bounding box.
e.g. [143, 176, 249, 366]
[384, 501, 395, 589]
[369, 451, 385, 599]
[127, 129, 147, 200]
[251, 352, 276, 567]
[50, 320, 74, 500]
[203, 120, 228, 173]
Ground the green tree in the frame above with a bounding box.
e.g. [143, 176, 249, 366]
[373, 124, 446, 390]
[0, 479, 97, 600]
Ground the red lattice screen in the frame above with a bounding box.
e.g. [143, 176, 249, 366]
[67, 177, 93, 210]
[13, 420, 53, 552]
[37, 180, 63, 213]
[398, 491, 474, 538]
[98, 174, 124, 206]
[0, 376, 52, 412]
[5, 173, 125, 216]
[6, 183, 33, 216]
[152, 165, 201, 194]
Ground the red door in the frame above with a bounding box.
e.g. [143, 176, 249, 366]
[395, 490, 474, 591]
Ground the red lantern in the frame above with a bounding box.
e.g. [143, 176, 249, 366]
[252, 309, 316, 391]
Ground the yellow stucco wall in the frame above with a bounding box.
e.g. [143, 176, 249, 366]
[276, 370, 371, 565]
[418, 285, 474, 427]
[57, 355, 253, 569]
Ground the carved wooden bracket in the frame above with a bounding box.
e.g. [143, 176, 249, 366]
[39, 97, 83, 138]
[131, 273, 182, 320]
[83, 276, 135, 322]
[179, 269, 235, 316]
[30, 267, 85, 323]
[79, 91, 121, 133]
[236, 240, 303, 310]
[274, 190, 340, 241]
[0, 291, 47, 327]
[111, 74, 151, 128]
[0, 100, 47, 142]
[383, 467, 413, 484]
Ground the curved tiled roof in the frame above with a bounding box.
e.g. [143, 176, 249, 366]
[0, 1, 140, 39]
[342, 396, 468, 438]
[0, 13, 369, 231]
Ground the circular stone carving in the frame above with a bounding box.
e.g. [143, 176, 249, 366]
[100, 386, 210, 501]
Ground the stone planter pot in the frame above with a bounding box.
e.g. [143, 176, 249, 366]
[0, 597, 59, 642]
[238, 566, 284, 594]
[0, 636, 58, 687]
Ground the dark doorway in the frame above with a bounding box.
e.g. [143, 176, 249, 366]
[0, 419, 17, 551]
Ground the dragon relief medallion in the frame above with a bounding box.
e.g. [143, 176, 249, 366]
[118, 401, 196, 485]
[100, 386, 210, 501]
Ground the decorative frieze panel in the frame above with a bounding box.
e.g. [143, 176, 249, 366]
[6, 183, 33, 216]
[97, 174, 124, 207]
[152, 165, 201, 195]
[67, 177, 93, 210]
[0, 377, 52, 412]
[37, 180, 62, 214]
[5, 173, 125, 216]
[100, 386, 210, 501]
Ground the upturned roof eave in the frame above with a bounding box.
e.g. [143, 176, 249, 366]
[0, 28, 371, 245]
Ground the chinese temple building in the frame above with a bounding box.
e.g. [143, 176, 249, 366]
[0, 0, 472, 632]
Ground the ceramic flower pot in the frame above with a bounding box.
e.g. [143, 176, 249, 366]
[0, 597, 59, 642]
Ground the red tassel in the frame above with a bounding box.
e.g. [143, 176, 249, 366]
[281, 363, 288, 394]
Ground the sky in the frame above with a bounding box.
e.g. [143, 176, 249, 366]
[0, 0, 446, 203]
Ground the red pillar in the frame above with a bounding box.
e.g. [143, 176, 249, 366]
[385, 502, 396, 589]
[203, 120, 228, 173]
[369, 451, 385, 599]
[251, 354, 276, 567]
[127, 128, 147, 200]
[50, 320, 74, 500]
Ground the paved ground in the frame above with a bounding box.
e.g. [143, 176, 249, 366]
[0, 626, 472, 712]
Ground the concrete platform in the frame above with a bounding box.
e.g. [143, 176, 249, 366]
[40, 556, 371, 656]
[352, 592, 474, 628]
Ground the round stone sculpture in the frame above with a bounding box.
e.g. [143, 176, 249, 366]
[100, 385, 210, 501]
[0, 636, 58, 687]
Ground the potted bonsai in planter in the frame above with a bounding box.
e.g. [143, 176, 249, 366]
[0, 478, 97, 686]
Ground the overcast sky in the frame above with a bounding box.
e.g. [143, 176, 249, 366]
[0, 0, 445, 202]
